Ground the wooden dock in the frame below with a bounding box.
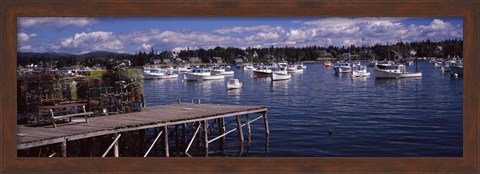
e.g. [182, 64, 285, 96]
[17, 103, 268, 157]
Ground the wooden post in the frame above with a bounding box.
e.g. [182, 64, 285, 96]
[236, 115, 244, 142]
[163, 126, 169, 157]
[182, 123, 187, 146]
[60, 140, 67, 157]
[203, 120, 209, 156]
[263, 112, 270, 138]
[114, 133, 119, 157]
[219, 117, 226, 149]
[246, 114, 251, 142]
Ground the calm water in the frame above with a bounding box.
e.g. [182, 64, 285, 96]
[143, 61, 463, 157]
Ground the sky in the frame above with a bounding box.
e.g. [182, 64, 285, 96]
[17, 17, 463, 54]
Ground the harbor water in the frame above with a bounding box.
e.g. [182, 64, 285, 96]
[143, 61, 463, 157]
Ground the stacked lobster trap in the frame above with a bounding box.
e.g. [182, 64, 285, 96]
[17, 67, 144, 126]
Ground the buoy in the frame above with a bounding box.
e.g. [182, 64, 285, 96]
[453, 73, 458, 78]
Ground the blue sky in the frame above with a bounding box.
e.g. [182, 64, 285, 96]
[17, 17, 463, 54]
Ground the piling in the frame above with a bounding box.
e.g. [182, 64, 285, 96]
[236, 115, 244, 142]
[163, 126, 169, 157]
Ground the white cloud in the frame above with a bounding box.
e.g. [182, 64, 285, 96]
[214, 25, 283, 34]
[24, 17, 462, 53]
[18, 17, 97, 28]
[17, 32, 37, 42]
[50, 31, 124, 53]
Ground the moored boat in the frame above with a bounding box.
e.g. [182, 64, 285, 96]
[226, 79, 242, 89]
[212, 66, 234, 76]
[270, 67, 291, 81]
[253, 65, 272, 77]
[374, 64, 422, 79]
[333, 62, 352, 73]
[143, 67, 178, 79]
[183, 67, 225, 81]
[324, 61, 333, 68]
[351, 65, 370, 77]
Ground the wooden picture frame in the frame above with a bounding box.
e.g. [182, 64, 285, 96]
[1, 0, 478, 173]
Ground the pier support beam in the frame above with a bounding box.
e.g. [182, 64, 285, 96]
[246, 114, 251, 142]
[114, 133, 119, 157]
[203, 120, 209, 156]
[236, 115, 244, 142]
[60, 140, 67, 157]
[163, 126, 169, 157]
[263, 112, 270, 138]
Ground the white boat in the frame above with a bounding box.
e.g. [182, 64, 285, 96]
[226, 79, 242, 89]
[176, 65, 192, 72]
[351, 65, 370, 77]
[270, 67, 291, 81]
[374, 64, 422, 79]
[367, 60, 378, 67]
[243, 64, 255, 70]
[433, 61, 443, 68]
[183, 67, 225, 81]
[324, 61, 333, 68]
[287, 65, 302, 73]
[212, 66, 234, 75]
[253, 66, 272, 77]
[333, 62, 352, 73]
[143, 67, 178, 79]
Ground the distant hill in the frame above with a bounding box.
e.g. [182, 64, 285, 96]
[18, 52, 75, 58]
[18, 51, 132, 58]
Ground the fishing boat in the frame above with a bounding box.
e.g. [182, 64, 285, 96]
[333, 62, 352, 73]
[243, 64, 255, 70]
[253, 65, 272, 77]
[374, 64, 422, 79]
[226, 79, 242, 89]
[324, 61, 333, 68]
[176, 65, 192, 72]
[212, 66, 234, 75]
[351, 65, 370, 77]
[183, 67, 225, 81]
[450, 65, 463, 77]
[367, 60, 378, 67]
[287, 65, 303, 73]
[270, 67, 291, 81]
[143, 67, 178, 79]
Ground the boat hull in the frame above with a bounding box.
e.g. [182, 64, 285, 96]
[253, 70, 271, 77]
[270, 73, 291, 81]
[334, 66, 352, 73]
[184, 73, 225, 81]
[352, 71, 371, 77]
[374, 70, 422, 79]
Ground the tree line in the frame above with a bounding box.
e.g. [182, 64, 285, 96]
[17, 39, 462, 68]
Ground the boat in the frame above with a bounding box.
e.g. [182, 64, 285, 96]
[367, 60, 378, 67]
[176, 65, 192, 72]
[226, 79, 242, 89]
[287, 65, 303, 73]
[374, 64, 422, 79]
[351, 65, 370, 77]
[243, 64, 255, 70]
[253, 65, 272, 77]
[324, 61, 333, 68]
[333, 62, 352, 73]
[143, 67, 178, 79]
[450, 65, 463, 77]
[270, 67, 291, 81]
[212, 66, 234, 75]
[183, 67, 225, 81]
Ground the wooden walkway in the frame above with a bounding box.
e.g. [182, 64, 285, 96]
[17, 103, 268, 150]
